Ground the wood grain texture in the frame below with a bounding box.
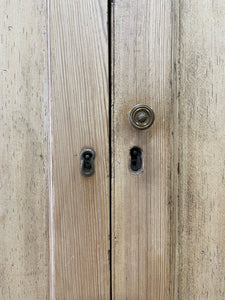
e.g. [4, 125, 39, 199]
[0, 0, 49, 299]
[176, 1, 225, 298]
[50, 1, 110, 299]
[112, 0, 172, 299]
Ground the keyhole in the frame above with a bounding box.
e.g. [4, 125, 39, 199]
[80, 148, 95, 177]
[130, 147, 143, 173]
[83, 153, 92, 169]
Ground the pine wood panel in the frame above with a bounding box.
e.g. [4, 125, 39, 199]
[112, 0, 173, 298]
[50, 1, 110, 298]
[0, 1, 49, 299]
[176, 1, 225, 298]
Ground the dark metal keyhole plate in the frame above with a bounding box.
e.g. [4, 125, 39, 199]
[80, 148, 95, 177]
[130, 147, 143, 173]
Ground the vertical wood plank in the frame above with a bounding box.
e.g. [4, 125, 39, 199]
[0, 1, 49, 299]
[112, 0, 172, 299]
[177, 1, 225, 298]
[50, 1, 110, 298]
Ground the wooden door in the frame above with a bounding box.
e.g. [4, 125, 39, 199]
[50, 1, 110, 298]
[1, 0, 225, 299]
[112, 0, 172, 298]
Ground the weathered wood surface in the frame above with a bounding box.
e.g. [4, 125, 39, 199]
[1, 1, 225, 299]
[112, 0, 172, 299]
[175, 1, 225, 298]
[0, 0, 49, 299]
[50, 0, 110, 298]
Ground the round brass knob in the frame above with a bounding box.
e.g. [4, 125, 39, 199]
[129, 104, 155, 130]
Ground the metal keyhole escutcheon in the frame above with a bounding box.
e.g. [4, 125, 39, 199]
[130, 147, 143, 173]
[129, 104, 155, 130]
[80, 148, 95, 177]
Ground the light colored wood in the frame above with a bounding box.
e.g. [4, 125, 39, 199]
[176, 1, 225, 298]
[50, 0, 110, 299]
[1, 2, 224, 299]
[0, 0, 49, 299]
[112, 0, 172, 298]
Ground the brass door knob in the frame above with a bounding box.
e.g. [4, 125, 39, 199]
[129, 104, 155, 130]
